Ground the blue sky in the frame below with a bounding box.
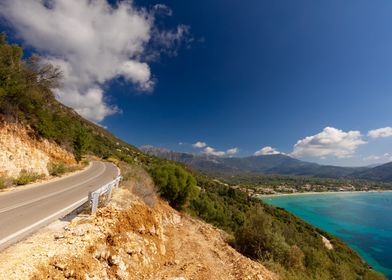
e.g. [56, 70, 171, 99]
[1, 0, 392, 166]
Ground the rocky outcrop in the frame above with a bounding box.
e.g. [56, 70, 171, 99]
[0, 122, 76, 178]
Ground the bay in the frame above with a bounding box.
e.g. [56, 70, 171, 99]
[262, 192, 392, 279]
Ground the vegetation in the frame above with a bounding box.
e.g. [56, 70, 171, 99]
[150, 163, 198, 209]
[47, 161, 80, 176]
[73, 128, 92, 162]
[13, 170, 43, 185]
[0, 35, 386, 279]
[214, 173, 392, 195]
[0, 177, 5, 189]
[47, 161, 67, 176]
[189, 175, 386, 280]
[0, 34, 153, 165]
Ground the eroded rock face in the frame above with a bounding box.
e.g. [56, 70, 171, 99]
[0, 122, 76, 177]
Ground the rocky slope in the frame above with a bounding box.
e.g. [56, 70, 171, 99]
[0, 166, 276, 280]
[0, 121, 76, 178]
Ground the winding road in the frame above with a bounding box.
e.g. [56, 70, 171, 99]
[0, 161, 119, 250]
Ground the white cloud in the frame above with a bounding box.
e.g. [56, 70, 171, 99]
[152, 4, 173, 16]
[363, 153, 392, 162]
[363, 155, 381, 161]
[192, 141, 207, 148]
[226, 148, 239, 155]
[291, 127, 366, 158]
[368, 127, 392, 138]
[0, 0, 189, 122]
[255, 146, 281, 156]
[203, 147, 225, 157]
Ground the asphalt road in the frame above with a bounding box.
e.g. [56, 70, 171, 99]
[0, 161, 119, 250]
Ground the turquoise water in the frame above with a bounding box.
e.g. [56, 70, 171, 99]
[262, 192, 392, 279]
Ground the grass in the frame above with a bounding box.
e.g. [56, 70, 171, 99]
[14, 170, 43, 186]
[48, 161, 81, 177]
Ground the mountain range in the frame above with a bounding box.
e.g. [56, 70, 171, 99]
[141, 146, 392, 182]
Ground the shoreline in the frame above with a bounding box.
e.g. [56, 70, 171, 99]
[257, 189, 392, 198]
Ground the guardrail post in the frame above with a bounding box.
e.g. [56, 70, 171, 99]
[91, 192, 100, 214]
[107, 185, 113, 203]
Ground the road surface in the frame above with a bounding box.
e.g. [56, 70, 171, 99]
[0, 161, 119, 250]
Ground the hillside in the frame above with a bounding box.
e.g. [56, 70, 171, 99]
[0, 168, 275, 280]
[351, 162, 392, 182]
[0, 34, 160, 179]
[0, 36, 386, 279]
[141, 146, 370, 179]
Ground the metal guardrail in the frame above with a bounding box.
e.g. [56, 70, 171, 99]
[89, 176, 122, 214]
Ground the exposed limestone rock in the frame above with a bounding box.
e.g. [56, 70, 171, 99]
[0, 122, 75, 177]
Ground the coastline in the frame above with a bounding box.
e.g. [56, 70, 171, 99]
[257, 189, 392, 198]
[259, 189, 392, 278]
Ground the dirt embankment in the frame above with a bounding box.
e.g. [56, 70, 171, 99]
[0, 165, 276, 280]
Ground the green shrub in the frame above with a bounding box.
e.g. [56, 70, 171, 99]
[73, 128, 92, 162]
[14, 170, 42, 185]
[150, 163, 198, 209]
[48, 161, 67, 176]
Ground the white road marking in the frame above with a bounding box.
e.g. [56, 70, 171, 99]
[0, 162, 106, 214]
[0, 196, 88, 247]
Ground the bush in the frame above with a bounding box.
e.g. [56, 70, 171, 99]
[235, 205, 289, 263]
[48, 161, 68, 176]
[14, 170, 43, 185]
[0, 175, 13, 189]
[150, 163, 198, 209]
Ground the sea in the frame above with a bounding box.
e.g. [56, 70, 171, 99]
[262, 192, 392, 279]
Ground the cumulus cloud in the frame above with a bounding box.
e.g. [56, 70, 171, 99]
[368, 127, 392, 138]
[226, 148, 239, 155]
[254, 146, 281, 156]
[363, 153, 392, 162]
[291, 127, 366, 158]
[203, 147, 225, 157]
[0, 0, 190, 122]
[192, 141, 207, 148]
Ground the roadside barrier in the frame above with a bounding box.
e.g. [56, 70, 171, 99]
[89, 176, 122, 214]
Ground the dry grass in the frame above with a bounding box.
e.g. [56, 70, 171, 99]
[0, 173, 13, 190]
[118, 162, 157, 208]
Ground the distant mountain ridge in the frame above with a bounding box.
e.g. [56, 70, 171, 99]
[141, 146, 392, 181]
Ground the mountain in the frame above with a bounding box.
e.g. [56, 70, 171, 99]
[141, 146, 369, 179]
[351, 162, 392, 182]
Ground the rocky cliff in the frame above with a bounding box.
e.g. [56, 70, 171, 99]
[0, 121, 76, 178]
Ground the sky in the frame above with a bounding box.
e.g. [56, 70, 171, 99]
[1, 0, 392, 166]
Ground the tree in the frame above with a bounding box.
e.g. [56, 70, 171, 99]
[73, 128, 92, 162]
[234, 205, 289, 262]
[150, 163, 198, 209]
